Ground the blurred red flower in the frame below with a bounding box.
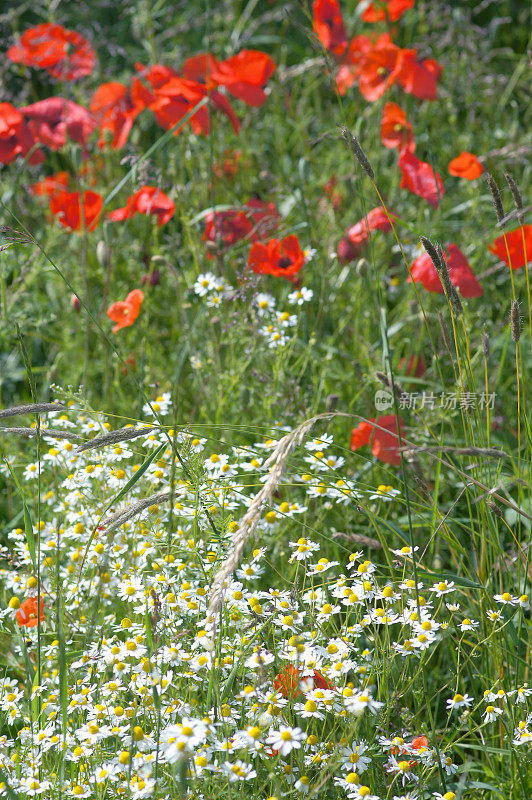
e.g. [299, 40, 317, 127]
[399, 150, 444, 208]
[107, 289, 144, 333]
[395, 50, 441, 100]
[312, 0, 348, 56]
[448, 151, 483, 180]
[0, 102, 42, 165]
[399, 353, 426, 378]
[108, 186, 175, 227]
[8, 23, 95, 80]
[357, 37, 401, 101]
[408, 244, 483, 297]
[350, 414, 405, 466]
[213, 148, 243, 180]
[134, 66, 240, 136]
[30, 171, 70, 198]
[20, 98, 95, 150]
[337, 206, 395, 263]
[360, 0, 415, 22]
[203, 199, 279, 252]
[274, 664, 333, 699]
[90, 82, 145, 149]
[16, 596, 44, 628]
[183, 50, 276, 107]
[380, 102, 415, 151]
[335, 35, 372, 95]
[50, 190, 103, 232]
[248, 235, 306, 280]
[488, 226, 531, 270]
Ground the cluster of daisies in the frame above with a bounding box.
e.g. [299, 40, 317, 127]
[192, 271, 314, 349]
[0, 400, 530, 799]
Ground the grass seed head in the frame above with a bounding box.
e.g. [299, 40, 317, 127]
[485, 172, 505, 223]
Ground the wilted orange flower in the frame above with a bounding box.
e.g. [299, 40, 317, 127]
[448, 151, 483, 180]
[90, 82, 145, 149]
[107, 290, 144, 333]
[16, 596, 44, 628]
[351, 415, 405, 466]
[274, 664, 333, 699]
[488, 226, 531, 270]
[360, 0, 415, 22]
[108, 186, 175, 227]
[380, 102, 415, 151]
[8, 23, 95, 80]
[49, 190, 103, 232]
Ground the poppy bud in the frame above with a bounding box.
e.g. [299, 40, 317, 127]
[337, 237, 359, 264]
[96, 240, 110, 268]
[150, 269, 161, 286]
[71, 294, 81, 310]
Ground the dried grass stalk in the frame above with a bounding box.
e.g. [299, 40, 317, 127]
[0, 427, 81, 441]
[206, 414, 333, 627]
[0, 403, 64, 420]
[76, 427, 157, 453]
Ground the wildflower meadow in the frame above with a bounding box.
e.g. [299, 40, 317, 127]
[0, 1, 531, 798]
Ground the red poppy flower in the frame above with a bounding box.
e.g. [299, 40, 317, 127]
[338, 206, 395, 263]
[357, 38, 401, 101]
[399, 150, 444, 208]
[360, 0, 415, 22]
[351, 414, 405, 466]
[30, 171, 70, 198]
[448, 151, 483, 180]
[312, 0, 348, 56]
[0, 103, 40, 164]
[8, 23, 95, 80]
[16, 596, 44, 628]
[335, 35, 373, 95]
[395, 50, 440, 100]
[49, 190, 103, 232]
[108, 186, 175, 227]
[135, 68, 240, 136]
[90, 82, 145, 149]
[107, 289, 144, 333]
[0, 102, 42, 165]
[488, 226, 531, 270]
[248, 235, 306, 280]
[20, 98, 95, 150]
[380, 102, 415, 152]
[203, 199, 279, 251]
[183, 51, 275, 107]
[408, 244, 483, 297]
[274, 664, 333, 699]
